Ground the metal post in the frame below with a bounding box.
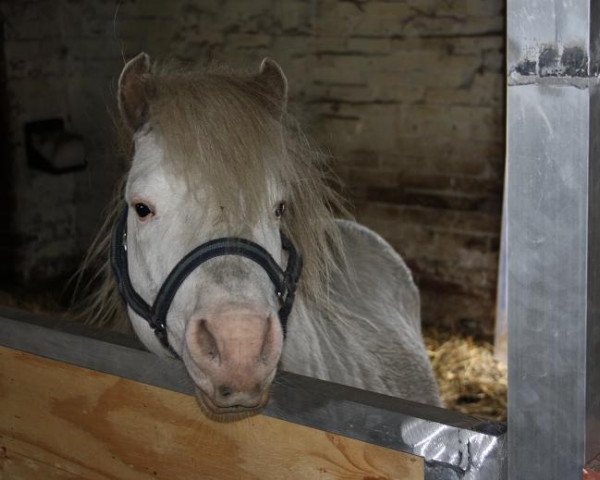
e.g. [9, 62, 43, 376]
[507, 1, 600, 478]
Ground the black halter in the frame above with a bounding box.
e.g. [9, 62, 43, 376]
[110, 205, 303, 358]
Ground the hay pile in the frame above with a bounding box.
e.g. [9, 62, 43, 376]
[424, 327, 507, 421]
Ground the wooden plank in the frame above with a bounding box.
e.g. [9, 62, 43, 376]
[0, 445, 83, 480]
[0, 346, 423, 480]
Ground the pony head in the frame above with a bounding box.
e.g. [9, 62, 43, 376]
[109, 53, 342, 419]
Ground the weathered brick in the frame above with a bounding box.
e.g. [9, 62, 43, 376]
[312, 36, 347, 53]
[319, 103, 399, 151]
[346, 37, 391, 54]
[4, 0, 506, 336]
[395, 172, 502, 196]
[421, 289, 495, 336]
[314, 115, 361, 151]
[310, 83, 371, 103]
[424, 73, 504, 107]
[8, 78, 67, 121]
[388, 148, 501, 178]
[2, 1, 61, 41]
[274, 0, 312, 33]
[345, 167, 400, 189]
[448, 36, 504, 57]
[313, 62, 365, 85]
[341, 149, 381, 168]
[367, 75, 426, 103]
[314, 54, 378, 83]
[129, 0, 183, 18]
[226, 33, 272, 49]
[5, 42, 66, 80]
[450, 105, 503, 141]
[60, 2, 117, 39]
[406, 0, 503, 19]
[363, 186, 501, 214]
[354, 201, 501, 235]
[314, 0, 366, 36]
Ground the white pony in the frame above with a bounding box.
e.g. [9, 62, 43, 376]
[82, 53, 440, 420]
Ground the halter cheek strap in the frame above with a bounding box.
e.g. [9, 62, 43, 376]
[110, 205, 303, 358]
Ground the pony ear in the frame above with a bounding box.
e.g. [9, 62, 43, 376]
[257, 58, 288, 112]
[118, 52, 151, 133]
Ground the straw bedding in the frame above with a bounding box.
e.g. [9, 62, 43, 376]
[425, 326, 507, 421]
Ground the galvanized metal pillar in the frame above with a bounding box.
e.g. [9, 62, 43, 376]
[507, 1, 600, 478]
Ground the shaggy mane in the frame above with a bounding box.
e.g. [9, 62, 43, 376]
[74, 60, 350, 329]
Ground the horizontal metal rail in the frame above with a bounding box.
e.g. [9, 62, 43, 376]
[0, 306, 506, 479]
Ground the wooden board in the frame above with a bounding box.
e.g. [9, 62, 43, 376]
[0, 346, 423, 480]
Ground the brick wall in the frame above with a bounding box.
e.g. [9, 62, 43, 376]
[310, 3, 505, 337]
[2, 0, 505, 336]
[2, 1, 78, 284]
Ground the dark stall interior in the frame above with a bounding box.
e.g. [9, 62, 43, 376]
[0, 1, 506, 419]
[0, 22, 15, 288]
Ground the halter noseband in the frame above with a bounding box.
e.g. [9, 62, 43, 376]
[110, 205, 303, 358]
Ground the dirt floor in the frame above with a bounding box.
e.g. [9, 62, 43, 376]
[0, 289, 507, 421]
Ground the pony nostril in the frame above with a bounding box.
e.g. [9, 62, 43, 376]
[197, 319, 220, 361]
[219, 385, 233, 398]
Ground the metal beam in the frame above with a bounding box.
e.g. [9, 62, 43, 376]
[0, 306, 506, 479]
[507, 0, 600, 478]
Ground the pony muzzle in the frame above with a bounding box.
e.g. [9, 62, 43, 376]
[194, 386, 270, 421]
[184, 306, 282, 418]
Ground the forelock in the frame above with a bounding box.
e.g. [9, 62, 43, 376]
[145, 69, 286, 225]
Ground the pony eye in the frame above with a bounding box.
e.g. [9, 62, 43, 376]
[275, 202, 286, 218]
[134, 202, 153, 219]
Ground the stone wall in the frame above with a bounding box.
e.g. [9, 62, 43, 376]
[2, 0, 504, 335]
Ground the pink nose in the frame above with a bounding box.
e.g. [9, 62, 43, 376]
[185, 306, 282, 411]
